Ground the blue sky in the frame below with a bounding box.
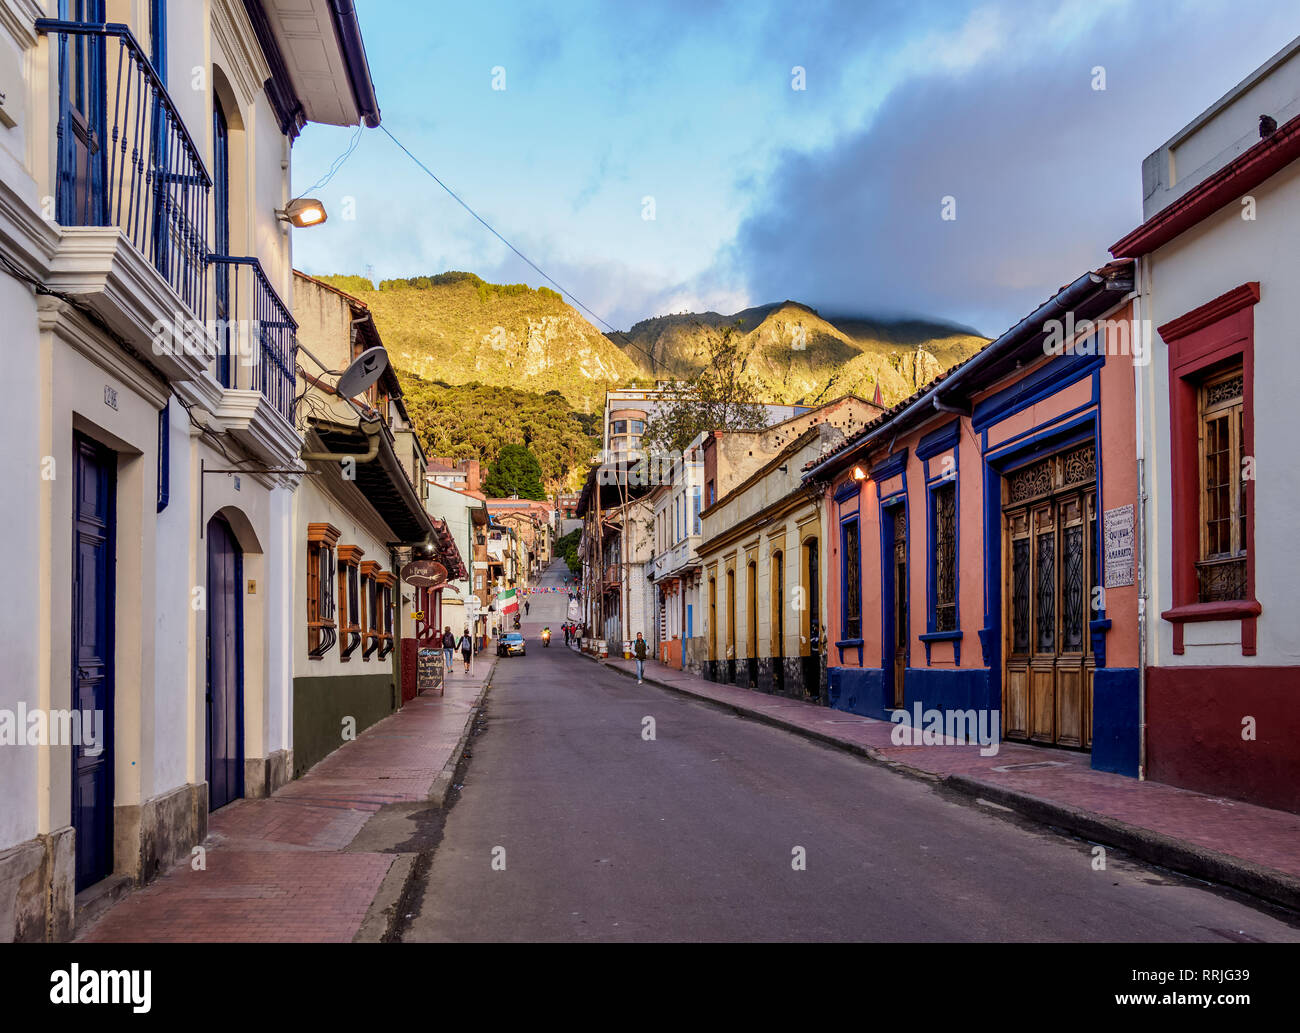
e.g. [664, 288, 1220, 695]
[292, 0, 1300, 337]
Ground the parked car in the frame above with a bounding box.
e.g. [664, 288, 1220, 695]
[497, 632, 526, 657]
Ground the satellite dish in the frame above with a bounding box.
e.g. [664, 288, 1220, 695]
[336, 346, 389, 399]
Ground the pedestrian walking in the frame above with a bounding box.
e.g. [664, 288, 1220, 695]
[458, 628, 473, 673]
[563, 623, 570, 646]
[634, 632, 648, 683]
[441, 626, 455, 673]
[524, 599, 530, 616]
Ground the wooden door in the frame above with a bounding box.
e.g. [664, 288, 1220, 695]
[891, 507, 907, 708]
[206, 514, 244, 810]
[1002, 444, 1096, 749]
[72, 434, 115, 891]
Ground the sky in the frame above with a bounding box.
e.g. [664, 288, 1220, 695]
[291, 0, 1300, 339]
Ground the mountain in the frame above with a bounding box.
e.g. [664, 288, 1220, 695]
[614, 302, 987, 406]
[316, 272, 644, 413]
[313, 273, 988, 413]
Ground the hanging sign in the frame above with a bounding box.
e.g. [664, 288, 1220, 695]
[402, 559, 447, 589]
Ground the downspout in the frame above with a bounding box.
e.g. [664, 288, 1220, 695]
[300, 418, 382, 462]
[1134, 255, 1152, 782]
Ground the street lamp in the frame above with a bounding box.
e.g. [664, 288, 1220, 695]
[277, 197, 328, 227]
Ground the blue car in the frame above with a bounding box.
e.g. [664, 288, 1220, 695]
[497, 632, 526, 657]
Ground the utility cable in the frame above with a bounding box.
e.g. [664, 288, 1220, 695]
[378, 124, 661, 369]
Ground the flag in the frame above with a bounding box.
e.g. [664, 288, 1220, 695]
[497, 587, 519, 614]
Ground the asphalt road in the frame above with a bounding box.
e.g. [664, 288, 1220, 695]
[404, 564, 1300, 943]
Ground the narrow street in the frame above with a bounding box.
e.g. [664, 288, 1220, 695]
[404, 563, 1300, 943]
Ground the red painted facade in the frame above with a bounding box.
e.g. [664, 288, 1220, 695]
[1146, 666, 1300, 814]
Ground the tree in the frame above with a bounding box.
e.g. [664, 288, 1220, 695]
[556, 529, 582, 575]
[640, 321, 768, 457]
[483, 444, 547, 500]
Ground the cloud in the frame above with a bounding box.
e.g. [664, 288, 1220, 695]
[726, 0, 1300, 335]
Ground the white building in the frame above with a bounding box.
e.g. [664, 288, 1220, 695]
[0, 0, 380, 940]
[646, 433, 706, 671]
[1109, 35, 1300, 813]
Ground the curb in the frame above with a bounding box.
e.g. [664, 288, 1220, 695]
[585, 652, 1300, 914]
[356, 661, 497, 943]
[429, 660, 497, 807]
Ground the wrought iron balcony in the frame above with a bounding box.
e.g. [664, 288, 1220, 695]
[207, 255, 297, 424]
[38, 19, 211, 320]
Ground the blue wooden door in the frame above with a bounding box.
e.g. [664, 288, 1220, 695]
[205, 515, 244, 810]
[72, 433, 115, 891]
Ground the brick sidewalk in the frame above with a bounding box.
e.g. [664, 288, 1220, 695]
[76, 656, 496, 942]
[590, 652, 1300, 907]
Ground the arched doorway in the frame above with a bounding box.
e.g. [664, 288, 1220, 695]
[206, 513, 244, 810]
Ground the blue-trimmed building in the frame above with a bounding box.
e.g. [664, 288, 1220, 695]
[806, 262, 1142, 777]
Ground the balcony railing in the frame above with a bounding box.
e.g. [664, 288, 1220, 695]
[39, 20, 211, 319]
[207, 255, 297, 424]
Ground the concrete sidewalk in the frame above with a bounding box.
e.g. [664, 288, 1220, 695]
[586, 650, 1300, 912]
[76, 655, 496, 942]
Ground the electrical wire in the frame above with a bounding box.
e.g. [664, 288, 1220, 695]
[378, 124, 662, 370]
[295, 124, 364, 200]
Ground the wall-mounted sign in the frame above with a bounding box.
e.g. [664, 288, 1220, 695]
[401, 559, 447, 588]
[1103, 504, 1134, 589]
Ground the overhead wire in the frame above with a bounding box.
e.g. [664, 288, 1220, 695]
[377, 124, 663, 371]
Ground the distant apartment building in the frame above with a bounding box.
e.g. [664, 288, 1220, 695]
[427, 457, 483, 495]
[601, 385, 811, 461]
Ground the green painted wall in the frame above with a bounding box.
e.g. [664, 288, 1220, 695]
[292, 672, 397, 777]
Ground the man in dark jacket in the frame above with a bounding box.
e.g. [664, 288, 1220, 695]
[633, 632, 648, 683]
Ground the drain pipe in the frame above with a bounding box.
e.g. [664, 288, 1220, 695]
[1134, 255, 1151, 782]
[300, 416, 383, 463]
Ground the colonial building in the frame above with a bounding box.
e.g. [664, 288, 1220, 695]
[0, 0, 379, 940]
[699, 421, 855, 701]
[486, 497, 554, 584]
[291, 271, 460, 774]
[1109, 38, 1300, 813]
[808, 263, 1141, 774]
[426, 480, 489, 641]
[574, 465, 653, 650]
[646, 433, 707, 672]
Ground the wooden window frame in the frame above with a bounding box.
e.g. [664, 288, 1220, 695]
[307, 523, 341, 659]
[1158, 282, 1260, 654]
[1196, 366, 1247, 599]
[840, 516, 862, 640]
[928, 479, 958, 634]
[360, 560, 381, 660]
[375, 571, 395, 659]
[337, 544, 365, 661]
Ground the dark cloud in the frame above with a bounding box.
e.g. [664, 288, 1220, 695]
[728, 0, 1300, 336]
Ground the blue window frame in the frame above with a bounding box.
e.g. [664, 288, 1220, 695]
[840, 516, 861, 639]
[927, 479, 957, 632]
[157, 401, 170, 512]
[692, 485, 701, 534]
